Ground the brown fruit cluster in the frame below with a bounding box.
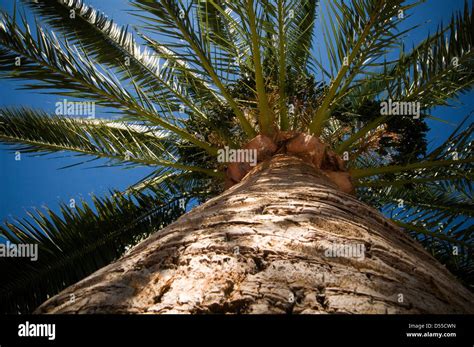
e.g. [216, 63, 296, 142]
[225, 132, 354, 194]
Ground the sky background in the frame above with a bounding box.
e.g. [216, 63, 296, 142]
[0, 0, 472, 224]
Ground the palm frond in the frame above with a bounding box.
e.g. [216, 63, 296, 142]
[21, 0, 219, 123]
[351, 120, 473, 178]
[285, 0, 318, 74]
[246, 0, 274, 134]
[0, 108, 222, 176]
[387, 0, 474, 108]
[131, 0, 256, 138]
[336, 0, 474, 152]
[309, 0, 422, 135]
[0, 10, 216, 153]
[0, 187, 187, 314]
[355, 121, 472, 241]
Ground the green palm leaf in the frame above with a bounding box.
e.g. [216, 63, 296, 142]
[0, 10, 216, 153]
[0, 107, 222, 176]
[0, 187, 187, 314]
[336, 1, 474, 152]
[132, 0, 256, 137]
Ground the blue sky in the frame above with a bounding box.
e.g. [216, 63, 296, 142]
[0, 0, 472, 224]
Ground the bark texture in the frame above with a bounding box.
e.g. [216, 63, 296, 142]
[36, 155, 474, 314]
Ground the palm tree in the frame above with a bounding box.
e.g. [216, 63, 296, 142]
[0, 0, 472, 314]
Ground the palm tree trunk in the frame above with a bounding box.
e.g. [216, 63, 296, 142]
[35, 155, 473, 314]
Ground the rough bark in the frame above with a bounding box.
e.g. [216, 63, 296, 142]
[36, 155, 474, 314]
